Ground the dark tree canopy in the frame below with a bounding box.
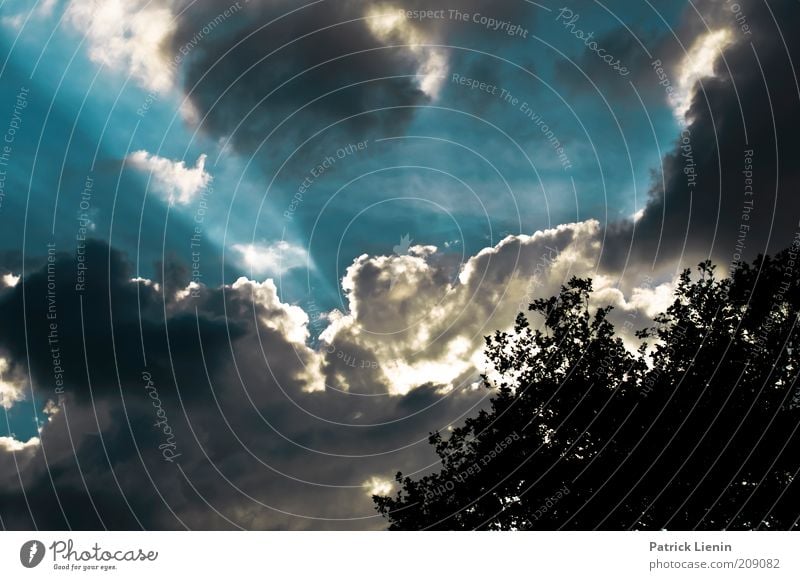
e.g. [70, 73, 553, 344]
[374, 250, 800, 530]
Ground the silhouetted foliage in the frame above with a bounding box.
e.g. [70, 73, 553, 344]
[374, 251, 800, 529]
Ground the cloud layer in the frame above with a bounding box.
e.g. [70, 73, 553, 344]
[0, 221, 672, 528]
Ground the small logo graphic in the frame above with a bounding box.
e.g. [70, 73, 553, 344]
[392, 234, 413, 258]
[390, 234, 413, 289]
[20, 540, 45, 568]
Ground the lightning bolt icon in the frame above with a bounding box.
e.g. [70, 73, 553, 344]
[28, 542, 38, 564]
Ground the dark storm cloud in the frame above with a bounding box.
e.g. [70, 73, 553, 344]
[170, 0, 533, 165]
[602, 0, 800, 272]
[0, 240, 244, 405]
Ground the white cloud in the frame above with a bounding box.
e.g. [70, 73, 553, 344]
[363, 475, 393, 497]
[1, 0, 58, 29]
[65, 0, 176, 92]
[42, 399, 61, 419]
[227, 276, 326, 391]
[673, 28, 733, 119]
[232, 242, 309, 276]
[127, 150, 211, 205]
[0, 358, 25, 410]
[0, 435, 41, 487]
[179, 99, 202, 126]
[365, 6, 448, 99]
[0, 436, 40, 452]
[130, 276, 161, 292]
[319, 220, 669, 395]
[1, 273, 20, 288]
[629, 281, 676, 318]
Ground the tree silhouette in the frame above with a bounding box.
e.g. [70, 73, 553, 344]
[374, 251, 800, 529]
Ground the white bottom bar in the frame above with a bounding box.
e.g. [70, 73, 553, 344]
[1, 531, 797, 579]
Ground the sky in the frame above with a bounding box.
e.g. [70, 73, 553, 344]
[0, 0, 798, 529]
